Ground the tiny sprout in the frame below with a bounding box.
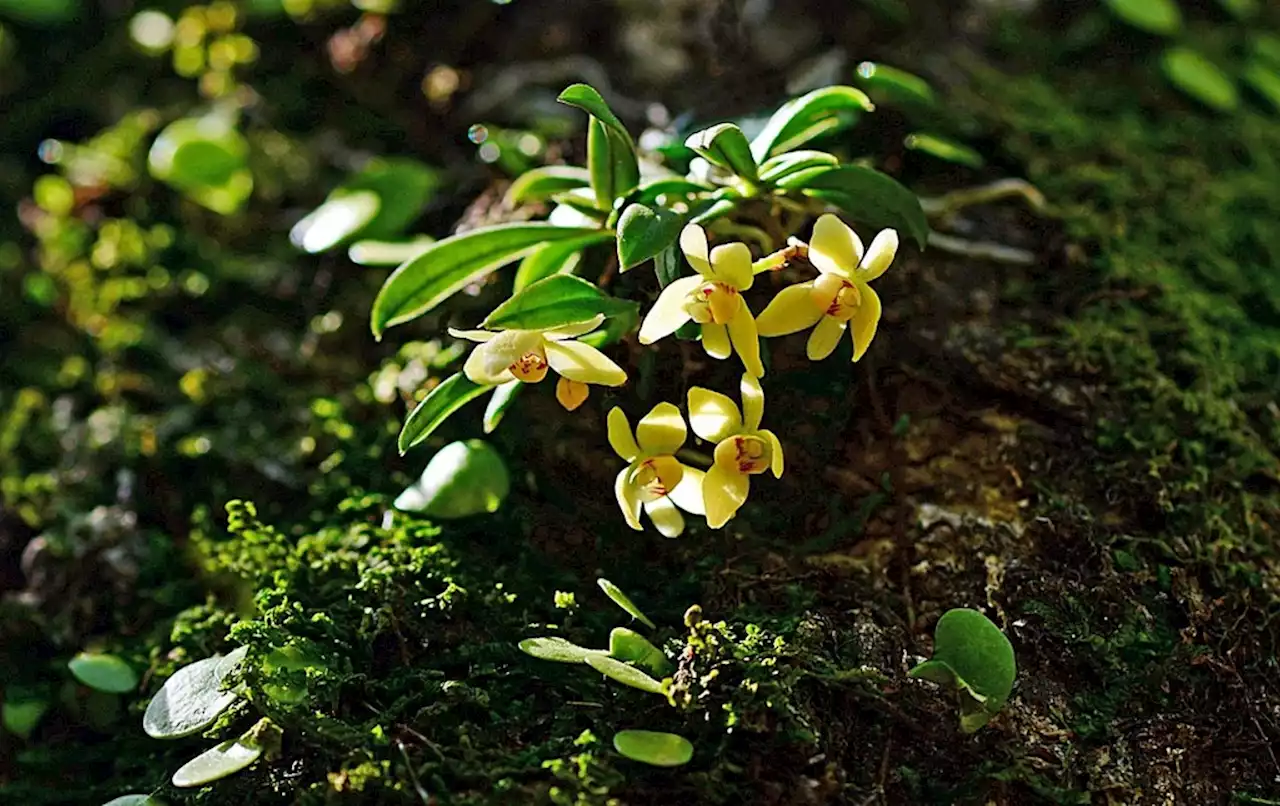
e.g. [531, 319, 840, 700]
[683, 604, 703, 628]
[553, 590, 577, 609]
[909, 608, 1016, 733]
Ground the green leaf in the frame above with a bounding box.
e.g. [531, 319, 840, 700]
[398, 374, 490, 453]
[1253, 34, 1280, 70]
[483, 381, 522, 434]
[483, 274, 637, 331]
[293, 158, 439, 252]
[904, 133, 984, 168]
[685, 123, 758, 181]
[513, 232, 612, 292]
[586, 119, 640, 209]
[143, 647, 247, 739]
[1103, 0, 1182, 35]
[370, 223, 600, 338]
[147, 117, 252, 215]
[779, 165, 928, 249]
[1161, 47, 1238, 112]
[508, 165, 592, 206]
[0, 0, 79, 25]
[550, 189, 610, 222]
[597, 578, 656, 629]
[518, 637, 607, 663]
[908, 608, 1016, 733]
[750, 86, 875, 162]
[290, 191, 380, 254]
[347, 236, 435, 267]
[394, 439, 510, 518]
[557, 84, 631, 143]
[854, 62, 937, 112]
[757, 150, 840, 184]
[613, 730, 694, 767]
[609, 628, 673, 677]
[68, 653, 137, 694]
[584, 654, 665, 694]
[171, 719, 280, 788]
[1242, 62, 1280, 111]
[102, 796, 166, 806]
[1218, 0, 1258, 19]
[2, 697, 49, 739]
[616, 203, 685, 270]
[630, 177, 714, 207]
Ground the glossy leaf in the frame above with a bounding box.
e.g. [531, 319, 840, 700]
[609, 628, 673, 677]
[483, 274, 637, 331]
[750, 86, 874, 161]
[779, 165, 928, 249]
[597, 578, 656, 629]
[909, 608, 1016, 733]
[394, 439, 510, 518]
[171, 719, 279, 788]
[616, 203, 685, 270]
[587, 117, 617, 208]
[685, 123, 758, 181]
[398, 373, 490, 454]
[508, 165, 592, 206]
[68, 653, 137, 694]
[347, 237, 435, 267]
[518, 637, 607, 663]
[1242, 62, 1280, 111]
[613, 730, 694, 767]
[293, 158, 438, 252]
[557, 84, 631, 143]
[147, 117, 252, 215]
[630, 177, 713, 206]
[513, 232, 611, 292]
[1103, 0, 1182, 35]
[290, 191, 380, 253]
[1161, 47, 1238, 112]
[854, 62, 937, 112]
[370, 223, 600, 338]
[904, 133, 984, 168]
[757, 150, 840, 184]
[584, 654, 665, 694]
[483, 381, 522, 434]
[143, 647, 247, 739]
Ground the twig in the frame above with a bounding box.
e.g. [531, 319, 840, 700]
[925, 232, 1037, 265]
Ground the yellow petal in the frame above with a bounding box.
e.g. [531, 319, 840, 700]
[555, 377, 589, 411]
[808, 213, 862, 278]
[544, 340, 627, 386]
[668, 465, 706, 515]
[643, 495, 685, 538]
[638, 275, 700, 344]
[856, 229, 898, 283]
[703, 463, 749, 529]
[755, 282, 822, 337]
[636, 401, 687, 455]
[615, 468, 643, 531]
[607, 407, 640, 462]
[740, 373, 764, 431]
[701, 322, 730, 359]
[806, 315, 846, 361]
[709, 242, 754, 290]
[727, 298, 764, 378]
[759, 428, 785, 478]
[687, 386, 742, 443]
[464, 332, 543, 385]
[544, 314, 606, 340]
[850, 283, 882, 362]
[447, 327, 496, 342]
[679, 223, 712, 276]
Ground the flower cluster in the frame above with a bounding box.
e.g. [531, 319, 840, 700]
[452, 214, 899, 535]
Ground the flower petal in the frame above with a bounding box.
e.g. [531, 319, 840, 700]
[615, 467, 643, 531]
[850, 283, 882, 362]
[687, 386, 742, 443]
[703, 463, 749, 529]
[709, 242, 754, 290]
[643, 495, 685, 538]
[668, 465, 706, 515]
[806, 315, 846, 361]
[809, 213, 862, 278]
[679, 223, 712, 276]
[544, 314, 606, 340]
[701, 322, 730, 359]
[741, 373, 764, 431]
[448, 328, 496, 342]
[638, 275, 700, 344]
[856, 229, 898, 283]
[727, 298, 764, 378]
[636, 401, 687, 456]
[463, 332, 542, 385]
[755, 282, 822, 337]
[544, 340, 627, 386]
[607, 407, 640, 462]
[759, 428, 785, 478]
[555, 377, 589, 411]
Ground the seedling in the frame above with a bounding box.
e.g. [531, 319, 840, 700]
[909, 608, 1016, 733]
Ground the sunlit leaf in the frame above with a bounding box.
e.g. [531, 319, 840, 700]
[398, 374, 490, 454]
[483, 274, 637, 331]
[1161, 47, 1238, 112]
[557, 84, 631, 143]
[609, 628, 672, 677]
[613, 730, 694, 767]
[616, 203, 685, 270]
[518, 637, 607, 663]
[171, 719, 279, 788]
[370, 223, 600, 338]
[483, 381, 522, 434]
[778, 165, 928, 249]
[597, 578, 656, 629]
[290, 191, 380, 254]
[685, 123, 758, 181]
[854, 62, 937, 112]
[347, 236, 435, 267]
[394, 439, 510, 518]
[584, 654, 665, 694]
[1103, 0, 1182, 35]
[1242, 61, 1280, 112]
[1217, 0, 1258, 20]
[750, 86, 874, 161]
[147, 117, 252, 215]
[757, 150, 840, 184]
[2, 697, 49, 739]
[143, 647, 247, 739]
[102, 796, 166, 806]
[629, 177, 713, 207]
[68, 653, 137, 694]
[508, 165, 592, 206]
[513, 232, 612, 291]
[909, 608, 1016, 733]
[904, 133, 984, 168]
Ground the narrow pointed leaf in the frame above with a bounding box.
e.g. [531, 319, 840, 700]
[508, 166, 592, 206]
[518, 637, 607, 663]
[758, 150, 840, 184]
[616, 203, 685, 270]
[557, 84, 632, 144]
[685, 123, 758, 181]
[750, 86, 874, 162]
[780, 165, 928, 249]
[1103, 0, 1182, 35]
[904, 133, 984, 168]
[1161, 47, 1238, 112]
[483, 380, 523, 433]
[290, 191, 380, 253]
[1243, 62, 1280, 111]
[597, 578, 656, 629]
[398, 374, 490, 454]
[348, 237, 435, 266]
[513, 233, 611, 291]
[587, 118, 617, 208]
[855, 62, 937, 112]
[584, 654, 665, 694]
[482, 274, 637, 331]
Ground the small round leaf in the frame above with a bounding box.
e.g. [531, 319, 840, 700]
[613, 730, 694, 767]
[395, 439, 510, 519]
[584, 654, 665, 694]
[68, 653, 137, 694]
[518, 637, 607, 663]
[171, 737, 263, 788]
[143, 647, 247, 739]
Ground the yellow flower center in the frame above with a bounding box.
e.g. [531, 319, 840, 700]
[508, 347, 549, 382]
[713, 434, 771, 475]
[684, 282, 739, 325]
[810, 273, 861, 322]
[628, 455, 684, 501]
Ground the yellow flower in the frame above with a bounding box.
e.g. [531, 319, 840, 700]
[638, 224, 765, 378]
[755, 214, 898, 362]
[687, 374, 784, 529]
[449, 314, 627, 410]
[607, 402, 706, 537]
